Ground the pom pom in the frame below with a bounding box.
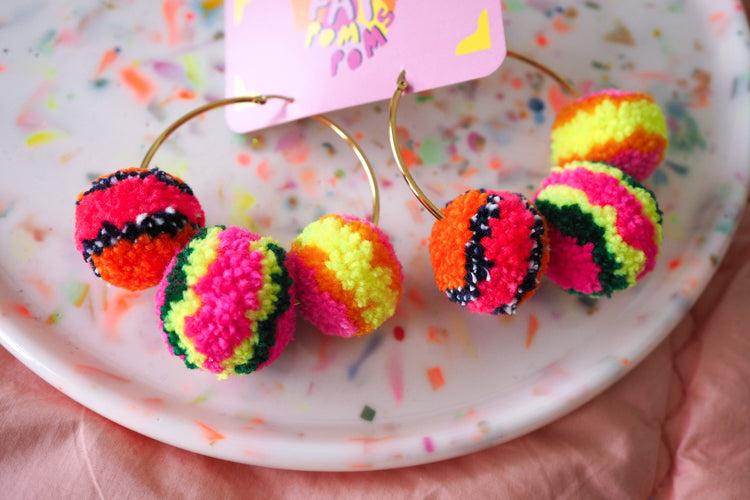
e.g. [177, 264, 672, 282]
[534, 161, 663, 297]
[429, 190, 549, 315]
[288, 214, 403, 338]
[155, 226, 295, 379]
[550, 89, 668, 181]
[74, 168, 205, 291]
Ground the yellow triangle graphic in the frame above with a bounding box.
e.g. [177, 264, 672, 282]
[234, 0, 253, 25]
[456, 9, 492, 55]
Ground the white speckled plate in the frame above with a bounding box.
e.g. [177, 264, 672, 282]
[0, 1, 748, 471]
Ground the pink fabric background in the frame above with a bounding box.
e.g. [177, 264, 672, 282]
[3, 4, 749, 494]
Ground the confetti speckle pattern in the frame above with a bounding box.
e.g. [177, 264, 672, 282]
[0, 0, 748, 471]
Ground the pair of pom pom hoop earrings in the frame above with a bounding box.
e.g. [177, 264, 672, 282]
[74, 51, 667, 378]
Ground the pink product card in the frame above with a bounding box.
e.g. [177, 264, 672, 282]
[224, 0, 506, 133]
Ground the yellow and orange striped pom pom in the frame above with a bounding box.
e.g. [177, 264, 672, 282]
[551, 90, 668, 181]
[288, 215, 403, 338]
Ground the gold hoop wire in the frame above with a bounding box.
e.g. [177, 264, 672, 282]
[506, 50, 580, 98]
[141, 95, 381, 225]
[388, 51, 580, 220]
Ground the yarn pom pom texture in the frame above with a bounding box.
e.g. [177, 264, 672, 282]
[74, 168, 205, 291]
[0, 1, 748, 471]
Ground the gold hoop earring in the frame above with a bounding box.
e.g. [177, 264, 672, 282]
[388, 52, 665, 308]
[74, 94, 402, 379]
